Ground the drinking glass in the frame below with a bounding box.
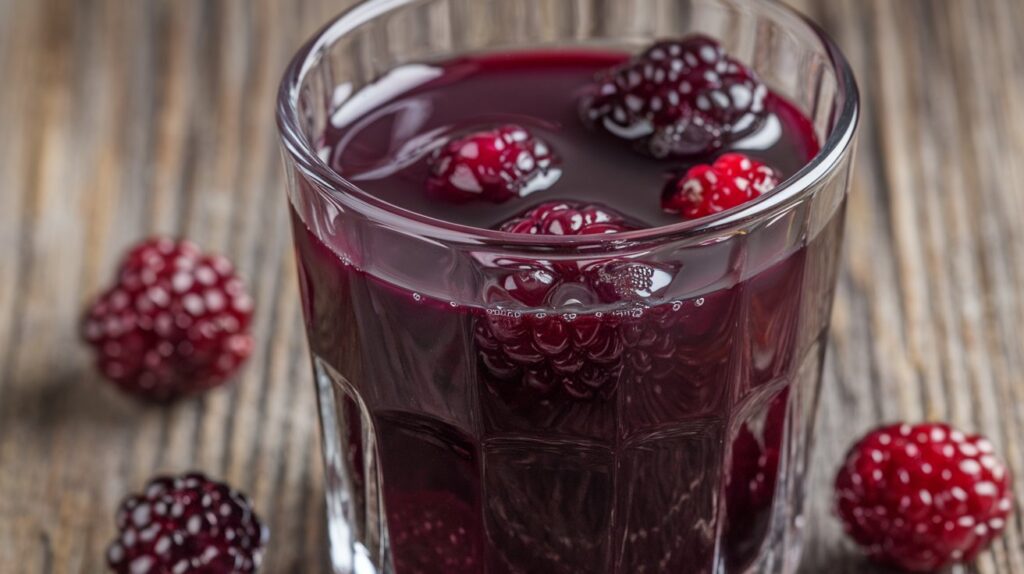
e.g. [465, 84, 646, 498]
[277, 1, 858, 572]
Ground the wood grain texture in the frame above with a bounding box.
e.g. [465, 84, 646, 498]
[0, 1, 1021, 572]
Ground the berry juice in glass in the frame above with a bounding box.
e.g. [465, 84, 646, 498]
[277, 1, 858, 573]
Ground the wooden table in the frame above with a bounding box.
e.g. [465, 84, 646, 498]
[1, 0, 1022, 572]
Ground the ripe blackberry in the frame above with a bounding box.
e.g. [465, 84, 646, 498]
[106, 472, 267, 573]
[582, 36, 767, 157]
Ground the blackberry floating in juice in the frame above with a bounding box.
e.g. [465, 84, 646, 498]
[279, 5, 858, 571]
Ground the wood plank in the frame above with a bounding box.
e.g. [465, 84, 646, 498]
[0, 0, 1021, 572]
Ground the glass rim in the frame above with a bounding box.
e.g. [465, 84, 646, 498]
[276, 0, 859, 248]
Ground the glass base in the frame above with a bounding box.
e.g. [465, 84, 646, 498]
[312, 345, 825, 574]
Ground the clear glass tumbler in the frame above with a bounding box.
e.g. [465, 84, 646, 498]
[277, 1, 858, 572]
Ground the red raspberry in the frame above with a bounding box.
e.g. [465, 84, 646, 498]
[81, 237, 254, 401]
[834, 423, 1013, 572]
[582, 36, 767, 158]
[727, 393, 787, 516]
[494, 200, 638, 304]
[426, 125, 560, 203]
[722, 392, 787, 567]
[662, 153, 780, 220]
[498, 201, 636, 235]
[387, 491, 481, 574]
[106, 472, 267, 573]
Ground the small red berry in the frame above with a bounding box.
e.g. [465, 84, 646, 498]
[662, 153, 780, 220]
[106, 472, 267, 573]
[582, 35, 768, 157]
[426, 125, 560, 203]
[498, 201, 636, 236]
[834, 423, 1013, 572]
[81, 237, 254, 401]
[727, 393, 787, 516]
[387, 491, 481, 573]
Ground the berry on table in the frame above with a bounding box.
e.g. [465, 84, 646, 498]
[662, 153, 780, 220]
[834, 423, 1013, 572]
[582, 35, 768, 158]
[426, 124, 560, 203]
[81, 237, 254, 401]
[106, 472, 267, 574]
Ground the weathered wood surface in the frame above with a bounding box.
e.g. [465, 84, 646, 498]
[0, 0, 1022, 572]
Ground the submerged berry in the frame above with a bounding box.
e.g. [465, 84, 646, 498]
[388, 491, 481, 574]
[499, 201, 636, 236]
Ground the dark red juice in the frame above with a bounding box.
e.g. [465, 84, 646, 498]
[290, 51, 842, 573]
[324, 51, 818, 229]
